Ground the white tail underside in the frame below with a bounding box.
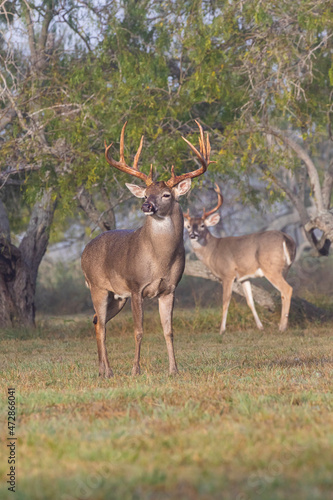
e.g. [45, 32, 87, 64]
[283, 240, 291, 266]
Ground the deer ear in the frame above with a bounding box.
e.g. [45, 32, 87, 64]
[173, 178, 192, 199]
[205, 213, 220, 227]
[125, 183, 146, 198]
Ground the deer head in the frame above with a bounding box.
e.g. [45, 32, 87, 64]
[184, 183, 223, 241]
[105, 121, 214, 217]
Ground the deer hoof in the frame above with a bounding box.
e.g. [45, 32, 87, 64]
[99, 366, 114, 378]
[169, 368, 179, 376]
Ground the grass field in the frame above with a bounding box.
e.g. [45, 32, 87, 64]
[1, 301, 333, 500]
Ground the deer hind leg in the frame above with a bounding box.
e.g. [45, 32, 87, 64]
[90, 288, 115, 378]
[241, 281, 264, 330]
[130, 292, 144, 376]
[220, 279, 234, 334]
[158, 293, 178, 375]
[263, 271, 293, 331]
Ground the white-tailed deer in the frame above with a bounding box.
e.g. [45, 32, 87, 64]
[184, 184, 296, 333]
[81, 121, 213, 377]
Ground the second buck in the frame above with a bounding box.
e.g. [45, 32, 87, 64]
[81, 121, 212, 377]
[184, 185, 296, 333]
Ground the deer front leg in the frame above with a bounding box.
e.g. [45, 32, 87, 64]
[131, 292, 144, 376]
[220, 279, 234, 334]
[158, 293, 179, 375]
[91, 288, 113, 378]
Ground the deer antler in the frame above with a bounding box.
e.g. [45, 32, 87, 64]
[166, 120, 215, 188]
[183, 209, 191, 220]
[105, 122, 153, 186]
[202, 183, 223, 219]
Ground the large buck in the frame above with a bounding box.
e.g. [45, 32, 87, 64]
[81, 121, 213, 377]
[184, 184, 296, 333]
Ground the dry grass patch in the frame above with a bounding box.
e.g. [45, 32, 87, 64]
[0, 308, 333, 500]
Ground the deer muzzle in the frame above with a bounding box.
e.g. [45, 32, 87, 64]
[141, 200, 157, 215]
[188, 224, 199, 239]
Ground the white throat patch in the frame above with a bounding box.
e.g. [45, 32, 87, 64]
[151, 216, 174, 233]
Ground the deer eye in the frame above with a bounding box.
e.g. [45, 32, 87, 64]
[162, 193, 171, 198]
[200, 224, 205, 229]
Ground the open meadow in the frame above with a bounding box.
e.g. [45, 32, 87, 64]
[1, 300, 333, 500]
[2, 1, 333, 498]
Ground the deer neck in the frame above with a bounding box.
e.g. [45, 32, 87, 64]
[191, 231, 217, 264]
[141, 203, 184, 254]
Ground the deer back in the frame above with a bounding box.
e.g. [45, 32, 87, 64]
[186, 225, 296, 282]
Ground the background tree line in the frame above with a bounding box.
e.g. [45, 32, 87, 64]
[0, 0, 332, 326]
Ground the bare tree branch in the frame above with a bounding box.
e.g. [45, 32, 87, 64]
[261, 125, 324, 212]
[76, 185, 115, 232]
[0, 106, 16, 131]
[322, 158, 333, 210]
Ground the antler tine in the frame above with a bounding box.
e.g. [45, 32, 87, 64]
[105, 122, 153, 186]
[119, 121, 127, 164]
[183, 208, 191, 220]
[206, 133, 211, 159]
[196, 119, 207, 160]
[166, 120, 215, 188]
[133, 134, 154, 183]
[133, 135, 144, 170]
[202, 183, 223, 219]
[104, 140, 114, 160]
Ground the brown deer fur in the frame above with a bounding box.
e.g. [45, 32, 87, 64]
[184, 186, 296, 333]
[81, 122, 213, 377]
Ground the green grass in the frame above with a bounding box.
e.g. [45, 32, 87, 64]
[1, 305, 333, 500]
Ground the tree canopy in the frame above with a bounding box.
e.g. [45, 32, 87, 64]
[0, 0, 332, 324]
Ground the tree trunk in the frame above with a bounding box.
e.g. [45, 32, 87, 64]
[0, 191, 56, 327]
[262, 126, 333, 255]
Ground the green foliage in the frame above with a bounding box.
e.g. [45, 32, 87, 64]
[1, 0, 332, 232]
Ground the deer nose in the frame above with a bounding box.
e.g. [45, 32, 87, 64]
[142, 201, 156, 214]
